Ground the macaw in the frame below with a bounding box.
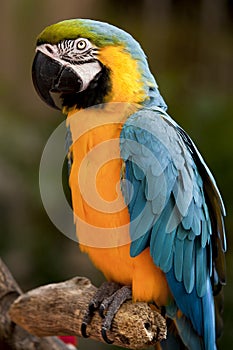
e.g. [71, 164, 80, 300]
[32, 19, 226, 350]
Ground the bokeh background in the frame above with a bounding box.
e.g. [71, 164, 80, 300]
[0, 1, 232, 349]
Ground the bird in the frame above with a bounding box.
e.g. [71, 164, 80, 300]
[32, 19, 226, 350]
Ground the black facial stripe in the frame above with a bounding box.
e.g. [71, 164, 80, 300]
[61, 57, 98, 65]
[58, 40, 75, 51]
[59, 47, 98, 65]
[61, 47, 92, 56]
[77, 47, 93, 55]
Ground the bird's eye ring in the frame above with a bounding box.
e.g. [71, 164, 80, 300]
[76, 39, 87, 51]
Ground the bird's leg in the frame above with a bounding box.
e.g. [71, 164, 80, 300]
[81, 282, 132, 344]
[81, 281, 121, 337]
[100, 285, 132, 343]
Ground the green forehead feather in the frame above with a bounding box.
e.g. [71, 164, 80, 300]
[37, 19, 130, 47]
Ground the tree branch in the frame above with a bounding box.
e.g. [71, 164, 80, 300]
[0, 258, 72, 350]
[9, 276, 167, 349]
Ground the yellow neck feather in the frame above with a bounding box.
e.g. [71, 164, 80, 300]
[99, 45, 147, 104]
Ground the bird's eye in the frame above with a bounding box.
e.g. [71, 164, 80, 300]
[76, 39, 87, 51]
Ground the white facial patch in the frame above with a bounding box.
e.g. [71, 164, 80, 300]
[70, 61, 102, 91]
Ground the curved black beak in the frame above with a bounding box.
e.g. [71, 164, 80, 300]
[32, 51, 82, 110]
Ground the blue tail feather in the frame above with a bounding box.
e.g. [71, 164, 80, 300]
[166, 266, 216, 350]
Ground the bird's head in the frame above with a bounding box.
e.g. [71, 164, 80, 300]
[32, 19, 166, 112]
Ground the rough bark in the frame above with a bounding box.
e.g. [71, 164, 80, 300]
[9, 276, 167, 349]
[0, 258, 72, 350]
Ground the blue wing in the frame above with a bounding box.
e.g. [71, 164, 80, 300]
[120, 107, 226, 350]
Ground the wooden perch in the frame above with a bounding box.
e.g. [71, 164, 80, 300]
[0, 258, 71, 350]
[9, 276, 167, 349]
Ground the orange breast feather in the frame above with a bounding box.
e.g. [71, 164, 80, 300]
[68, 108, 170, 306]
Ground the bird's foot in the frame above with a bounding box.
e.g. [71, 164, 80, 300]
[81, 282, 132, 344]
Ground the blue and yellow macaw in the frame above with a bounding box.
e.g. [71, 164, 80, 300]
[32, 19, 226, 349]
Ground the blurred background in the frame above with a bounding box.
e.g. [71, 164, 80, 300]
[0, 0, 232, 349]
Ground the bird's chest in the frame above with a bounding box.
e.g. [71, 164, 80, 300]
[67, 110, 131, 248]
[67, 109, 170, 305]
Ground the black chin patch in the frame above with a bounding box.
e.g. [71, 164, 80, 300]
[61, 65, 111, 109]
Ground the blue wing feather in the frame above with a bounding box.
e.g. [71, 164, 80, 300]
[183, 238, 195, 294]
[196, 239, 208, 297]
[120, 107, 226, 350]
[159, 228, 176, 272]
[174, 238, 184, 282]
[192, 209, 201, 236]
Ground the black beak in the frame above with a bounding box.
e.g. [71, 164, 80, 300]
[32, 51, 82, 110]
